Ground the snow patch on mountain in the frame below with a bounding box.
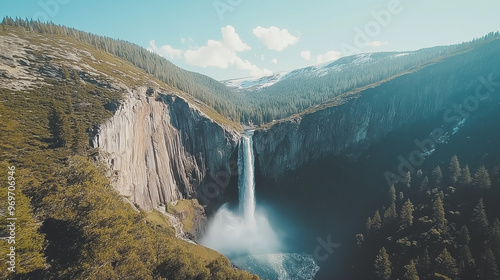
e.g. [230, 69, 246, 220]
[222, 53, 377, 92]
[221, 72, 291, 92]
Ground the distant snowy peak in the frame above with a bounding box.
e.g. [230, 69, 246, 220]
[222, 52, 411, 92]
[221, 72, 290, 92]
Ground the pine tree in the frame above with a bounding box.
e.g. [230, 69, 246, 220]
[403, 260, 420, 280]
[383, 202, 397, 225]
[388, 185, 396, 204]
[420, 176, 429, 191]
[372, 210, 382, 233]
[438, 190, 444, 201]
[366, 217, 373, 233]
[472, 198, 490, 237]
[449, 155, 461, 184]
[432, 195, 446, 231]
[435, 248, 459, 279]
[459, 165, 472, 185]
[493, 165, 500, 187]
[403, 171, 411, 189]
[457, 225, 471, 245]
[492, 219, 500, 258]
[432, 166, 443, 187]
[459, 244, 475, 269]
[478, 247, 500, 279]
[418, 248, 431, 277]
[473, 165, 491, 190]
[400, 199, 414, 231]
[374, 247, 392, 280]
[49, 105, 73, 148]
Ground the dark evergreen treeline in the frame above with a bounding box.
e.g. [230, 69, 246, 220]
[354, 155, 500, 280]
[2, 17, 499, 125]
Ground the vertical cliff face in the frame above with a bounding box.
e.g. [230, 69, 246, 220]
[93, 87, 240, 211]
[253, 88, 445, 179]
[253, 39, 500, 179]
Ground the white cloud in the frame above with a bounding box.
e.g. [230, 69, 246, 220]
[149, 26, 273, 77]
[316, 50, 342, 64]
[180, 25, 269, 77]
[147, 40, 183, 59]
[300, 50, 311, 61]
[184, 40, 235, 68]
[271, 58, 278, 65]
[367, 41, 388, 47]
[252, 26, 299, 51]
[221, 25, 251, 52]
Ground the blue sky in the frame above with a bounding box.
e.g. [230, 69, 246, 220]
[2, 0, 500, 80]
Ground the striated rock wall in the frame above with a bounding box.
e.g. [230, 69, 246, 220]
[253, 39, 500, 179]
[253, 86, 440, 179]
[92, 87, 240, 211]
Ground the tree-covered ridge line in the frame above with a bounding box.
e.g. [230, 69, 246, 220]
[246, 48, 451, 123]
[0, 26, 258, 279]
[3, 17, 498, 126]
[356, 155, 500, 280]
[1, 16, 247, 124]
[258, 33, 500, 129]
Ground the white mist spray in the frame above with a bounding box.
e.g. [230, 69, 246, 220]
[201, 131, 280, 257]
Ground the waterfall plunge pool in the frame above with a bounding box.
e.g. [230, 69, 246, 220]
[200, 133, 320, 280]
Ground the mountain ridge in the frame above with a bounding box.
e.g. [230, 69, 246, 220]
[5, 17, 497, 126]
[257, 36, 500, 129]
[222, 52, 415, 91]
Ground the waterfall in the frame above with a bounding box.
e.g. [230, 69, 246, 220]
[200, 131, 279, 257]
[238, 133, 256, 227]
[200, 131, 319, 280]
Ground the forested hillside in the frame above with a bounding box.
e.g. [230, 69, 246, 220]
[3, 18, 498, 125]
[245, 48, 456, 122]
[252, 32, 500, 125]
[0, 22, 258, 279]
[353, 156, 500, 280]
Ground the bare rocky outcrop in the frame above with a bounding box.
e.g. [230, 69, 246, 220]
[92, 87, 240, 211]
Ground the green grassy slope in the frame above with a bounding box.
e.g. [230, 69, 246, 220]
[0, 24, 255, 279]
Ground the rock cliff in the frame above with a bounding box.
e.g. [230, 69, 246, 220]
[92, 87, 240, 211]
[253, 39, 500, 179]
